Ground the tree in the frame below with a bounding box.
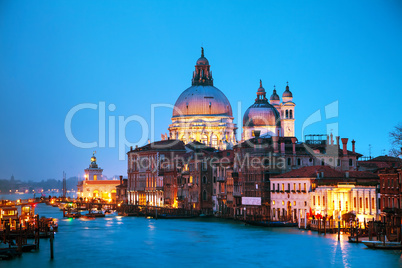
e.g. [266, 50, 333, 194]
[389, 122, 402, 157]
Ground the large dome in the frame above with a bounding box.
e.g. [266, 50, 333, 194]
[172, 85, 233, 117]
[243, 102, 281, 127]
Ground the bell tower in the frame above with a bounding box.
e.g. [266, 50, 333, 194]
[281, 82, 296, 137]
[84, 152, 103, 181]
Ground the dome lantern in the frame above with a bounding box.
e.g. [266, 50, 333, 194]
[192, 47, 213, 86]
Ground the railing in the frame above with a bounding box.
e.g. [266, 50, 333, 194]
[233, 191, 242, 197]
[216, 176, 225, 182]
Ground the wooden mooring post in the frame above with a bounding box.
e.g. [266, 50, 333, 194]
[50, 227, 54, 260]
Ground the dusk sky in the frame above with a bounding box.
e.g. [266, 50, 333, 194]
[1, 0, 401, 181]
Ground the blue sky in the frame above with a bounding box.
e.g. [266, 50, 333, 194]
[1, 0, 401, 181]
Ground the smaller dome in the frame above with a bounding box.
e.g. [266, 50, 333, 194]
[196, 57, 209, 65]
[270, 89, 280, 101]
[283, 83, 293, 98]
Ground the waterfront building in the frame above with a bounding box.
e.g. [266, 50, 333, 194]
[176, 142, 215, 214]
[168, 48, 237, 150]
[77, 154, 120, 201]
[271, 165, 379, 223]
[127, 140, 187, 207]
[116, 176, 128, 204]
[378, 167, 402, 211]
[358, 155, 402, 173]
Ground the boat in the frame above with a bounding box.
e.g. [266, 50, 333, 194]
[65, 212, 82, 219]
[86, 211, 105, 218]
[81, 215, 96, 220]
[362, 240, 402, 249]
[244, 220, 298, 227]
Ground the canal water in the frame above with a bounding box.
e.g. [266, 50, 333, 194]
[2, 194, 402, 268]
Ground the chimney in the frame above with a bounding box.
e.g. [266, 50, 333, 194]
[326, 135, 330, 145]
[336, 136, 340, 148]
[280, 138, 285, 154]
[330, 133, 334, 145]
[119, 175, 123, 185]
[130, 146, 133, 151]
[135, 145, 138, 149]
[341, 138, 348, 155]
[291, 138, 297, 155]
[351, 140, 355, 153]
[272, 136, 279, 154]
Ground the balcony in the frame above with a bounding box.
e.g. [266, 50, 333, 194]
[233, 191, 242, 197]
[217, 176, 225, 182]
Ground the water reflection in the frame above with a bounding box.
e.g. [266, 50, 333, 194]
[3, 203, 402, 268]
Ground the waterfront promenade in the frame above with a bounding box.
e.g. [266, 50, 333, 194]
[1, 198, 401, 268]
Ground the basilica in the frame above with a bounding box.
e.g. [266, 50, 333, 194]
[168, 48, 296, 148]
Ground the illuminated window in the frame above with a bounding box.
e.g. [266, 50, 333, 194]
[293, 183, 296, 191]
[323, 197, 325, 207]
[318, 196, 320, 206]
[282, 201, 285, 205]
[346, 201, 348, 211]
[339, 201, 342, 210]
[366, 198, 368, 209]
[304, 183, 306, 191]
[211, 135, 218, 147]
[313, 196, 316, 206]
[93, 175, 97, 181]
[272, 200, 275, 205]
[282, 184, 284, 191]
[359, 198, 362, 209]
[354, 197, 356, 208]
[201, 135, 208, 144]
[293, 201, 296, 206]
[372, 198, 375, 209]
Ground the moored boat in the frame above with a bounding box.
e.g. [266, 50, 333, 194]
[362, 240, 402, 249]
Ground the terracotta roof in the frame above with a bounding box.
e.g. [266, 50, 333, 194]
[129, 140, 186, 153]
[273, 166, 344, 178]
[366, 156, 402, 163]
[348, 171, 379, 179]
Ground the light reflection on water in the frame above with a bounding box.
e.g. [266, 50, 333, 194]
[4, 203, 402, 268]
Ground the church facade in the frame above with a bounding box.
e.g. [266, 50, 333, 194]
[168, 48, 296, 148]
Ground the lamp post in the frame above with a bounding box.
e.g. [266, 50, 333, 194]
[338, 213, 341, 241]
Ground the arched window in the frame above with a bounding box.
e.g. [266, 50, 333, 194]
[349, 159, 353, 166]
[286, 110, 289, 119]
[321, 160, 325, 166]
[287, 158, 291, 165]
[211, 135, 218, 147]
[201, 135, 208, 144]
[290, 110, 293, 119]
[202, 190, 207, 201]
[202, 176, 207, 184]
